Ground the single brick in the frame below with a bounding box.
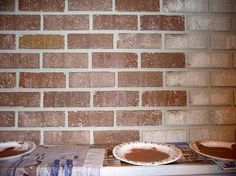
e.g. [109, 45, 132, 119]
[187, 52, 232, 68]
[0, 73, 16, 88]
[43, 53, 88, 68]
[0, 112, 14, 127]
[211, 71, 236, 86]
[0, 53, 39, 69]
[94, 91, 139, 107]
[116, 0, 160, 12]
[19, 35, 64, 49]
[141, 15, 185, 31]
[187, 16, 230, 31]
[68, 111, 114, 127]
[19, 0, 65, 12]
[118, 72, 163, 87]
[44, 15, 89, 30]
[68, 0, 112, 11]
[209, 0, 236, 13]
[142, 91, 187, 106]
[0, 92, 40, 107]
[143, 130, 188, 142]
[211, 34, 236, 49]
[163, 0, 208, 13]
[165, 34, 208, 49]
[190, 127, 235, 142]
[0, 131, 40, 144]
[20, 72, 66, 88]
[141, 53, 185, 68]
[44, 91, 90, 107]
[92, 52, 138, 68]
[0, 0, 15, 11]
[189, 89, 233, 106]
[165, 71, 209, 87]
[0, 34, 15, 49]
[18, 111, 65, 127]
[93, 130, 139, 144]
[116, 110, 162, 126]
[69, 72, 115, 88]
[165, 109, 236, 125]
[118, 33, 161, 49]
[0, 15, 40, 30]
[93, 15, 137, 30]
[44, 131, 90, 145]
[68, 34, 113, 49]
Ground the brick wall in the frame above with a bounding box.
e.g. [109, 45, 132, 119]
[0, 0, 236, 145]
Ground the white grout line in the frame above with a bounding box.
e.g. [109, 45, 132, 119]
[15, 111, 18, 127]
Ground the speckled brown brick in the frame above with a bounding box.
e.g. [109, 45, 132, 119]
[69, 72, 115, 88]
[92, 52, 138, 68]
[18, 111, 65, 127]
[68, 0, 112, 11]
[68, 111, 114, 127]
[116, 0, 160, 12]
[141, 15, 185, 31]
[44, 91, 90, 107]
[94, 91, 139, 107]
[19, 35, 64, 49]
[44, 15, 89, 30]
[44, 131, 90, 145]
[0, 131, 40, 144]
[141, 53, 185, 68]
[19, 0, 64, 12]
[0, 15, 40, 30]
[0, 112, 14, 127]
[93, 130, 140, 144]
[142, 91, 187, 106]
[0, 53, 39, 69]
[93, 15, 137, 30]
[0, 73, 16, 88]
[20, 72, 66, 88]
[68, 34, 113, 49]
[0, 92, 40, 107]
[0, 0, 15, 11]
[117, 33, 161, 49]
[116, 110, 162, 126]
[118, 72, 163, 87]
[43, 53, 88, 68]
[0, 34, 15, 49]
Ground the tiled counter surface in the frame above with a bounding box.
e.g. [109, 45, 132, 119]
[0, 143, 236, 176]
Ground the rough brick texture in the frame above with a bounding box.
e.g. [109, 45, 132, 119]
[92, 53, 138, 68]
[0, 112, 14, 127]
[94, 91, 139, 107]
[142, 91, 187, 106]
[0, 73, 16, 88]
[141, 53, 185, 68]
[0, 0, 235, 145]
[0, 34, 15, 49]
[141, 15, 185, 31]
[18, 111, 65, 127]
[0, 53, 39, 69]
[44, 92, 90, 107]
[43, 53, 88, 68]
[69, 72, 115, 88]
[20, 72, 66, 88]
[93, 130, 140, 144]
[116, 110, 162, 126]
[19, 35, 64, 49]
[68, 111, 114, 127]
[0, 15, 40, 30]
[19, 0, 65, 12]
[118, 72, 163, 87]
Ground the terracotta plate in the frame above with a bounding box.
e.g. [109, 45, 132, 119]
[0, 141, 36, 161]
[113, 141, 182, 166]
